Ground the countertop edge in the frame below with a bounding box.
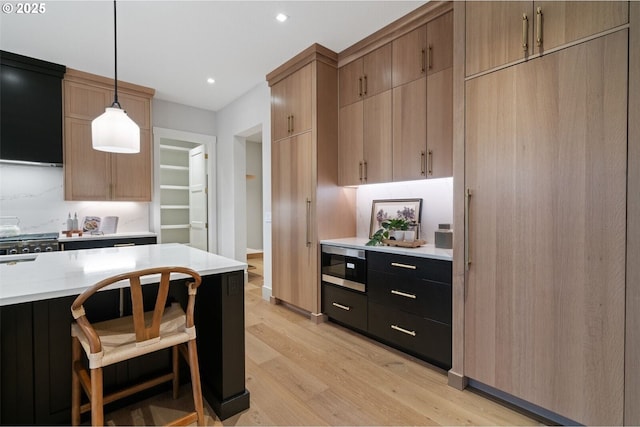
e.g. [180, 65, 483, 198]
[321, 238, 453, 261]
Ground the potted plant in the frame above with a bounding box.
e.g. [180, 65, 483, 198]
[366, 218, 411, 246]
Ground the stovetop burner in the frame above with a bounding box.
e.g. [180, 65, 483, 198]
[0, 232, 59, 243]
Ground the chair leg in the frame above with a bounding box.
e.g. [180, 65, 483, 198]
[172, 345, 179, 399]
[71, 337, 81, 426]
[90, 367, 104, 426]
[187, 340, 205, 426]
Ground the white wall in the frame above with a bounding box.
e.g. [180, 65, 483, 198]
[246, 141, 263, 250]
[214, 82, 272, 298]
[152, 99, 216, 136]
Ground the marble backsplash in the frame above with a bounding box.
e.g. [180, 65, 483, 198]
[0, 163, 150, 234]
[355, 177, 453, 243]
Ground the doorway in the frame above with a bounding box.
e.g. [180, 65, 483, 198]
[245, 130, 263, 267]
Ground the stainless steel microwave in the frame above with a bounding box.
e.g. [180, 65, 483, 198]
[321, 245, 366, 293]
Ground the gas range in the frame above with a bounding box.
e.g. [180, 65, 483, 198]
[0, 232, 59, 255]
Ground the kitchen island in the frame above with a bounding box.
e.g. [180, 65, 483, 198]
[0, 243, 249, 424]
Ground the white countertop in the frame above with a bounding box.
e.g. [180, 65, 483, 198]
[321, 237, 453, 261]
[58, 231, 157, 242]
[0, 243, 246, 306]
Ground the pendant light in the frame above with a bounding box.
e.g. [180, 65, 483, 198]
[91, 0, 140, 154]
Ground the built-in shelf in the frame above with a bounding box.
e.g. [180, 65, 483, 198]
[160, 205, 189, 210]
[160, 164, 189, 171]
[160, 224, 190, 230]
[160, 185, 189, 191]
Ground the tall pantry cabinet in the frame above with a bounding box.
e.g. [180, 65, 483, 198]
[457, 1, 635, 425]
[268, 44, 356, 316]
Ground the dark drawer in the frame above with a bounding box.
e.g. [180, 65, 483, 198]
[322, 284, 367, 332]
[368, 300, 451, 369]
[368, 273, 451, 324]
[368, 251, 451, 284]
[61, 236, 157, 251]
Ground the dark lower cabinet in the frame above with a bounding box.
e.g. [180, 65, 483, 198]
[0, 270, 248, 425]
[322, 248, 452, 370]
[60, 236, 157, 251]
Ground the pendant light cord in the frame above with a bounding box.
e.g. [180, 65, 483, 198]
[112, 0, 120, 108]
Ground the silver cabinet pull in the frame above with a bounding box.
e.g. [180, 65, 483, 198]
[305, 198, 311, 247]
[391, 324, 416, 337]
[390, 262, 417, 270]
[332, 302, 350, 311]
[391, 289, 417, 299]
[465, 188, 472, 270]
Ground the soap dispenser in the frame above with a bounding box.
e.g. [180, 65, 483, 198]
[72, 213, 79, 230]
[66, 213, 73, 231]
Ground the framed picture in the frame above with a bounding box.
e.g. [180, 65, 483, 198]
[369, 198, 422, 238]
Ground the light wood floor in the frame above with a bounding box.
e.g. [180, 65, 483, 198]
[105, 257, 542, 426]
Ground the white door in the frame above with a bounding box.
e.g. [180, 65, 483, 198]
[189, 145, 208, 251]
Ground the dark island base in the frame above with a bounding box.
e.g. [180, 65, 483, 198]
[0, 270, 249, 425]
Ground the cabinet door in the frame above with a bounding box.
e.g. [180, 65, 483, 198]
[271, 77, 290, 141]
[116, 92, 151, 129]
[111, 129, 152, 201]
[426, 68, 452, 179]
[465, 2, 534, 76]
[338, 101, 363, 186]
[426, 11, 453, 75]
[64, 118, 110, 200]
[339, 58, 363, 107]
[363, 90, 392, 184]
[287, 63, 313, 137]
[272, 132, 317, 313]
[362, 43, 392, 98]
[465, 30, 627, 425]
[533, 1, 629, 54]
[64, 81, 110, 120]
[392, 25, 426, 87]
[392, 77, 426, 182]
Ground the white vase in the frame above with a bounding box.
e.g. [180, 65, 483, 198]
[389, 230, 404, 241]
[403, 230, 416, 242]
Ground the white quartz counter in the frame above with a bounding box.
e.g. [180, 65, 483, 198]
[58, 231, 157, 242]
[321, 237, 453, 261]
[0, 243, 246, 306]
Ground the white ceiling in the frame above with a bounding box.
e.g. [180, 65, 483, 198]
[1, 1, 426, 112]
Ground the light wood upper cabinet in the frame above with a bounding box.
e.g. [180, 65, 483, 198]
[272, 63, 313, 142]
[466, 1, 629, 76]
[63, 68, 154, 201]
[339, 44, 391, 107]
[338, 101, 363, 185]
[426, 68, 452, 179]
[392, 77, 426, 182]
[391, 10, 452, 87]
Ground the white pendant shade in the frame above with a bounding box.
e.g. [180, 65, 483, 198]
[91, 107, 140, 153]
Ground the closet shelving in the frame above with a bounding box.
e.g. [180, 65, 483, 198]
[159, 144, 190, 243]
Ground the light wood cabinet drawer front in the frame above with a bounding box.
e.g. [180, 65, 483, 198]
[368, 301, 451, 369]
[322, 284, 367, 332]
[368, 273, 451, 325]
[368, 251, 451, 284]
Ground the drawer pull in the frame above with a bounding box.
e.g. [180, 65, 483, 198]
[391, 324, 416, 337]
[390, 262, 417, 270]
[113, 243, 135, 247]
[332, 302, 351, 311]
[391, 289, 417, 299]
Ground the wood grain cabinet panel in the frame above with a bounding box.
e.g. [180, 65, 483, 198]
[464, 30, 627, 425]
[392, 25, 426, 87]
[392, 77, 426, 182]
[465, 1, 629, 77]
[63, 68, 154, 201]
[272, 63, 312, 142]
[339, 44, 391, 107]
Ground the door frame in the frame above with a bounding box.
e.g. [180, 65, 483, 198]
[152, 127, 217, 252]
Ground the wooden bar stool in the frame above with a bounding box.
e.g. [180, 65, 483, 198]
[70, 266, 205, 426]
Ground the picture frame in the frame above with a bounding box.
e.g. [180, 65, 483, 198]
[369, 198, 423, 238]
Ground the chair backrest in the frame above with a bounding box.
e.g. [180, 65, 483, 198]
[71, 266, 202, 354]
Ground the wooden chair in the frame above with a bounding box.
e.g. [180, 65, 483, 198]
[70, 266, 205, 426]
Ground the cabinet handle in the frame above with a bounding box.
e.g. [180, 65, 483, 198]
[391, 324, 416, 337]
[522, 13, 529, 52]
[359, 77, 363, 97]
[363, 75, 368, 95]
[421, 49, 426, 73]
[536, 7, 542, 47]
[391, 289, 417, 299]
[465, 188, 472, 270]
[391, 262, 417, 270]
[113, 243, 135, 247]
[290, 114, 294, 133]
[306, 197, 312, 247]
[287, 115, 291, 133]
[420, 150, 426, 176]
[332, 302, 351, 311]
[359, 161, 363, 181]
[363, 161, 368, 181]
[427, 149, 433, 176]
[427, 45, 433, 70]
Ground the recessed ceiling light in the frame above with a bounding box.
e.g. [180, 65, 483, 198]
[207, 78, 215, 84]
[276, 13, 288, 23]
